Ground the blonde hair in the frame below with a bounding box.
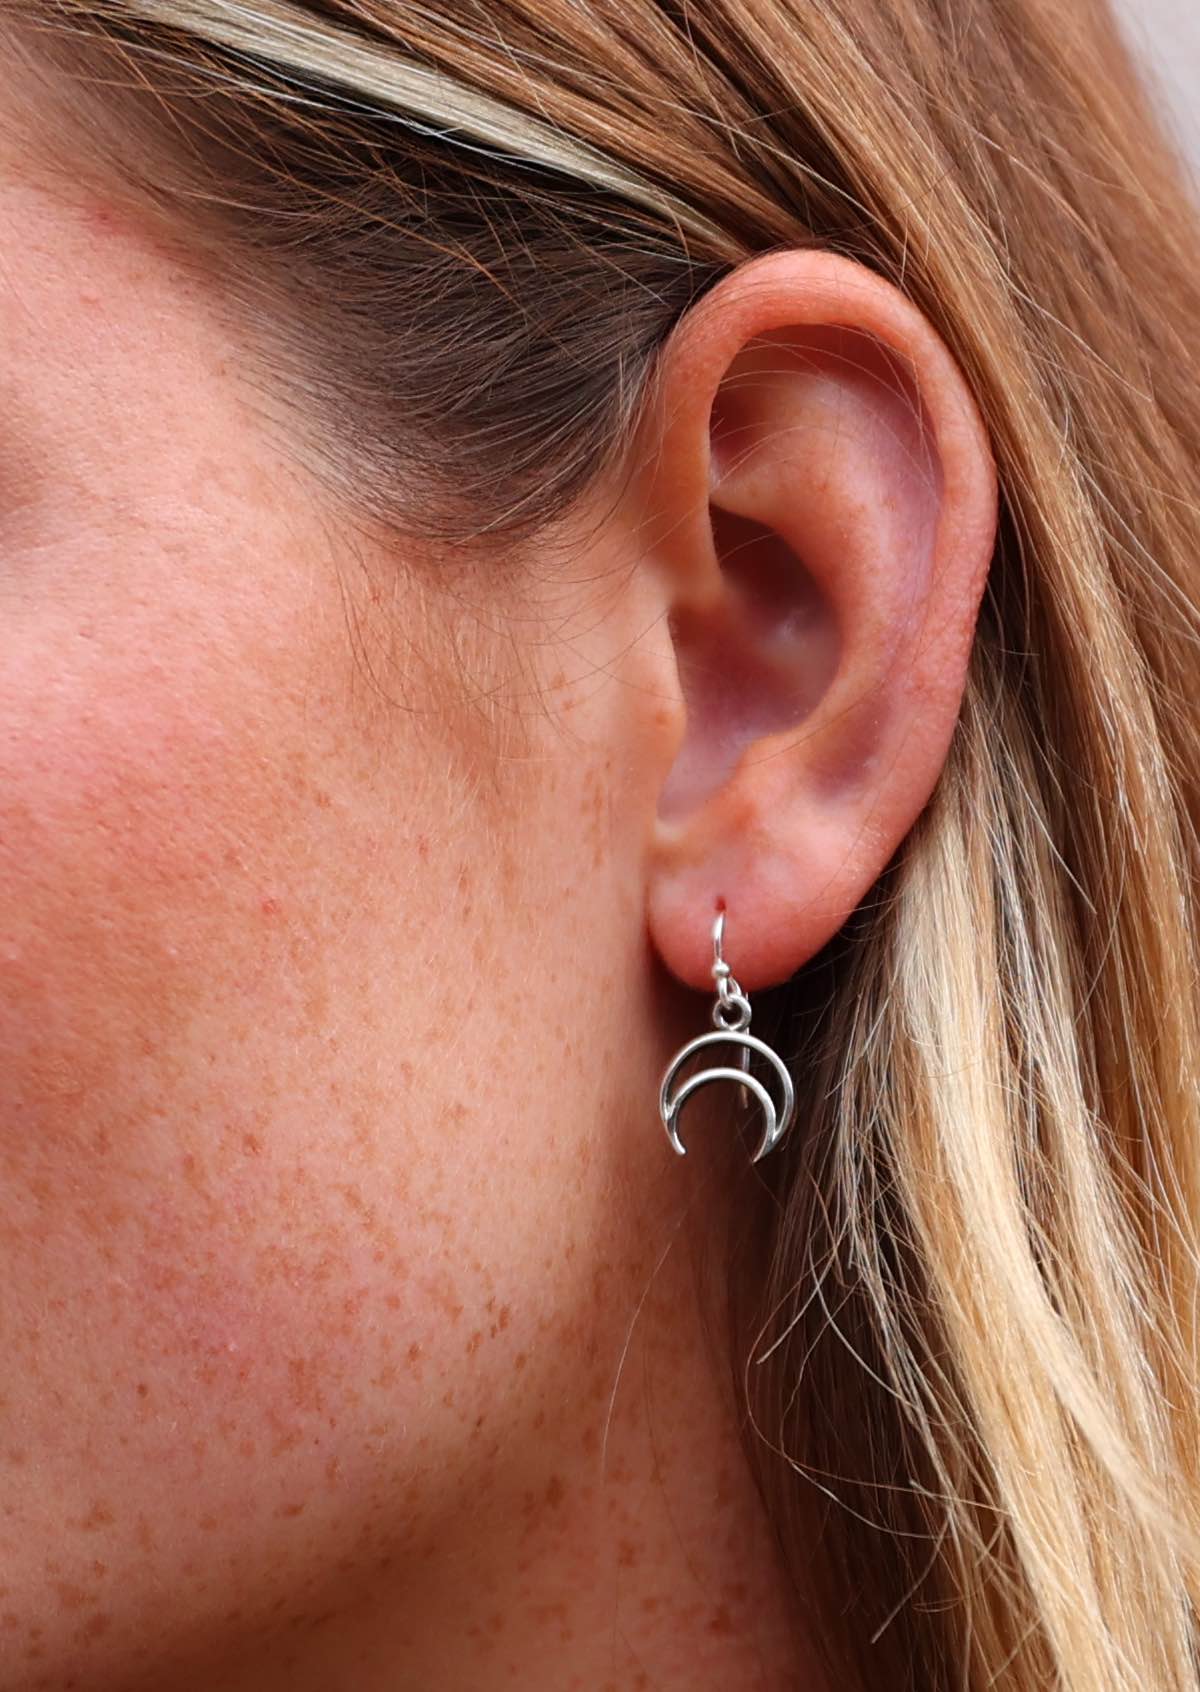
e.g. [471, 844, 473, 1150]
[14, 0, 1200, 1683]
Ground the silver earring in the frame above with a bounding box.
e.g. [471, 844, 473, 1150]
[658, 909, 797, 1163]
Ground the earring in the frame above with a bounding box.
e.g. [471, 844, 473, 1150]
[658, 909, 797, 1163]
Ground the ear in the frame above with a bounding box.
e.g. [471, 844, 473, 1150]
[633, 249, 998, 993]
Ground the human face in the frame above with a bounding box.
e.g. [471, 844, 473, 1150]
[0, 103, 685, 1691]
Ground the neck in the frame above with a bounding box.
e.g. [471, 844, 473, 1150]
[153, 1155, 816, 1691]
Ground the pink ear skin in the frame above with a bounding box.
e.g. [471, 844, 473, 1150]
[632, 249, 997, 994]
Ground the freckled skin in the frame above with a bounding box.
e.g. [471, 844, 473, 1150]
[0, 96, 809, 1692]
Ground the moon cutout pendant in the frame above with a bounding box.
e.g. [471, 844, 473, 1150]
[659, 1029, 796, 1162]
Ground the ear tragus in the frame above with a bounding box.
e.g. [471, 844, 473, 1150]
[658, 504, 839, 821]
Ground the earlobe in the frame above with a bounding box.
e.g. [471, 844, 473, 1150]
[638, 249, 998, 994]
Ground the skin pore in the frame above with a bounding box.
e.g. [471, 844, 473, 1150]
[0, 69, 996, 1692]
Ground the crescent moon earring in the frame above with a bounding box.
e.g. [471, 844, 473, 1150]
[658, 909, 797, 1163]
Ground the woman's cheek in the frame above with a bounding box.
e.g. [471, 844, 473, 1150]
[0, 585, 492, 1554]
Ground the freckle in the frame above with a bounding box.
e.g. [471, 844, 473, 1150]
[617, 1539, 638, 1567]
[78, 1612, 112, 1641]
[416, 835, 430, 859]
[514, 1352, 528, 1372]
[324, 1456, 341, 1486]
[642, 1596, 659, 1615]
[544, 1474, 566, 1508]
[135, 1383, 149, 1400]
[241, 1133, 262, 1157]
[709, 1604, 735, 1636]
[465, 1330, 483, 1356]
[91, 1561, 107, 1578]
[407, 1342, 421, 1369]
[53, 1582, 87, 1611]
[1, 1614, 17, 1630]
[6, 1449, 27, 1466]
[79, 1502, 114, 1531]
[277, 1501, 306, 1519]
[238, 1438, 257, 1459]
[287, 1355, 326, 1413]
[198, 1514, 218, 1532]
[441, 1389, 455, 1409]
[498, 1305, 511, 1331]
[314, 789, 333, 810]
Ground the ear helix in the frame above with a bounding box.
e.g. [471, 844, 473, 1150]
[657, 909, 797, 1163]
